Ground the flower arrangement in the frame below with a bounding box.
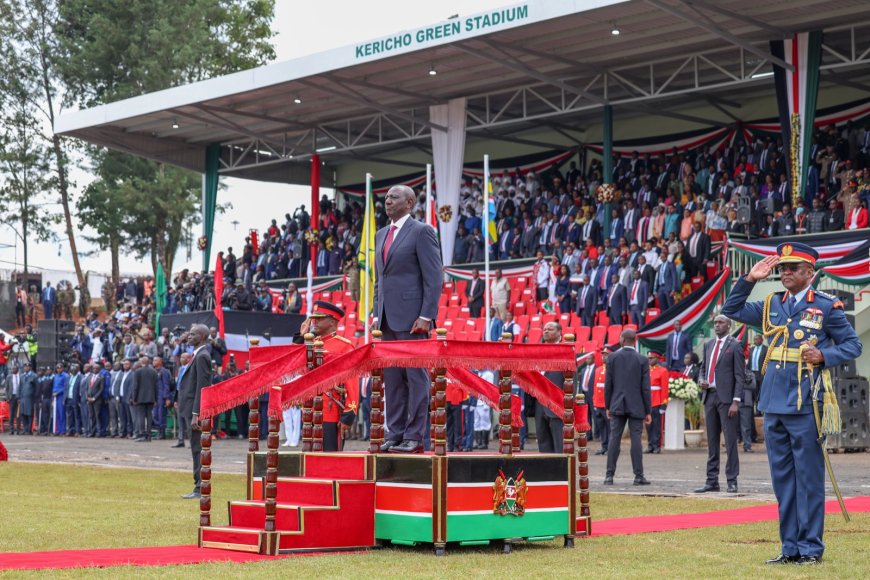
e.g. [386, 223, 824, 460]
[596, 183, 616, 204]
[303, 229, 319, 244]
[197, 236, 208, 251]
[669, 377, 700, 401]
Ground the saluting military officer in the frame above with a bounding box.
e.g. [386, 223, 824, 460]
[293, 301, 357, 451]
[721, 242, 862, 565]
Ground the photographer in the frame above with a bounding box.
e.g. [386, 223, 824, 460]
[207, 327, 227, 370]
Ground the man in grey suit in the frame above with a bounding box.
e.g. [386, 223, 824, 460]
[696, 315, 744, 494]
[131, 357, 158, 442]
[603, 328, 651, 486]
[17, 364, 37, 434]
[178, 324, 214, 498]
[374, 185, 442, 454]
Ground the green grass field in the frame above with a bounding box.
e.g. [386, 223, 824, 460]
[1, 462, 867, 579]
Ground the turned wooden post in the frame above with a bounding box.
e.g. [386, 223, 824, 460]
[312, 340, 325, 452]
[499, 332, 514, 455]
[199, 416, 213, 527]
[247, 398, 260, 453]
[264, 386, 281, 533]
[301, 333, 315, 452]
[432, 329, 448, 456]
[576, 391, 591, 534]
[368, 330, 385, 453]
[562, 334, 576, 455]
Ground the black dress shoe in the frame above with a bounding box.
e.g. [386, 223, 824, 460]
[727, 482, 739, 493]
[171, 443, 185, 448]
[765, 554, 799, 565]
[796, 555, 822, 565]
[744, 447, 754, 452]
[653, 448, 661, 454]
[181, 490, 201, 500]
[379, 439, 400, 453]
[633, 476, 651, 486]
[694, 484, 720, 493]
[603, 476, 613, 485]
[643, 447, 654, 454]
[389, 439, 424, 454]
[594, 449, 606, 455]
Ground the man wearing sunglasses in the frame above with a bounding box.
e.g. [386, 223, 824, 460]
[721, 242, 861, 566]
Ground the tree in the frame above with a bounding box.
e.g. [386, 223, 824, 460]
[0, 48, 59, 278]
[54, 0, 275, 276]
[0, 0, 87, 289]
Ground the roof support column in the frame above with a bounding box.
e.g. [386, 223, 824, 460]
[202, 143, 221, 272]
[429, 98, 467, 267]
[310, 154, 321, 274]
[602, 105, 614, 238]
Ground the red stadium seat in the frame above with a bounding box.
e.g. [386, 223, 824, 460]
[515, 315, 529, 330]
[690, 276, 703, 291]
[542, 313, 557, 325]
[460, 307, 470, 318]
[529, 315, 543, 328]
[559, 312, 572, 326]
[590, 325, 607, 349]
[448, 295, 460, 307]
[516, 276, 528, 290]
[526, 328, 543, 344]
[645, 308, 660, 323]
[455, 280, 468, 298]
[446, 305, 460, 319]
[512, 302, 526, 316]
[444, 281, 455, 293]
[438, 294, 449, 307]
[706, 261, 718, 280]
[606, 325, 623, 346]
[455, 331, 468, 342]
[624, 324, 638, 332]
[572, 325, 591, 343]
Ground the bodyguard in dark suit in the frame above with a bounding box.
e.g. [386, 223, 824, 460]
[536, 322, 566, 453]
[603, 329, 652, 486]
[131, 358, 158, 442]
[374, 185, 442, 454]
[626, 271, 649, 327]
[86, 365, 105, 437]
[119, 360, 136, 437]
[65, 365, 84, 436]
[721, 244, 862, 564]
[17, 365, 37, 434]
[606, 275, 628, 325]
[654, 250, 679, 312]
[696, 315, 744, 494]
[178, 324, 214, 499]
[465, 269, 485, 318]
[574, 276, 598, 328]
[665, 320, 692, 371]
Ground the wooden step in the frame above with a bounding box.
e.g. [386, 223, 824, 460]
[229, 500, 304, 531]
[303, 452, 370, 480]
[200, 526, 263, 553]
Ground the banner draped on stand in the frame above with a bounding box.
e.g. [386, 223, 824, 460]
[430, 97, 467, 267]
[771, 31, 823, 209]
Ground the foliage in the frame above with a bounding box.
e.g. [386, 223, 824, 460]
[52, 0, 276, 276]
[685, 397, 703, 430]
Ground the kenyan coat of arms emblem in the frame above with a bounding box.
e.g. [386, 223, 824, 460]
[492, 469, 527, 516]
[438, 204, 453, 223]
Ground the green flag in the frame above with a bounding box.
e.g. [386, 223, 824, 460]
[155, 263, 167, 333]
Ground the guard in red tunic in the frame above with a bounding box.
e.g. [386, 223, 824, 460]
[591, 345, 613, 455]
[295, 301, 357, 451]
[645, 351, 669, 454]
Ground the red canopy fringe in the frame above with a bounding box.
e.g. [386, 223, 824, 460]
[446, 367, 524, 428]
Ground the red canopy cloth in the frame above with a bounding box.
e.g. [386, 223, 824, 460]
[513, 371, 590, 433]
[273, 340, 576, 413]
[443, 367, 524, 428]
[248, 344, 300, 367]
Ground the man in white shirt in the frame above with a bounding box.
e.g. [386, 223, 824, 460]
[489, 269, 511, 319]
[534, 251, 551, 301]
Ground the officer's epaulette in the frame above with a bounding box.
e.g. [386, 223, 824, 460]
[332, 335, 353, 344]
[813, 290, 845, 309]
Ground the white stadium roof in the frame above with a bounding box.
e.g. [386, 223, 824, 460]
[55, 0, 870, 184]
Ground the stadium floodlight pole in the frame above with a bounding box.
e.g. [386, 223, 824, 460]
[364, 173, 373, 345]
[483, 154, 492, 341]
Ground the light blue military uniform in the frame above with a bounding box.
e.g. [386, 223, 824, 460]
[722, 243, 862, 561]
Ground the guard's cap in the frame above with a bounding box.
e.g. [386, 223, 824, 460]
[309, 300, 344, 320]
[647, 351, 662, 360]
[777, 242, 818, 266]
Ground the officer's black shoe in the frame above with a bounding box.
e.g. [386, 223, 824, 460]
[765, 554, 799, 564]
[727, 482, 738, 493]
[694, 483, 720, 493]
[796, 556, 822, 565]
[633, 476, 651, 486]
[389, 439, 424, 454]
[379, 439, 400, 453]
[603, 476, 613, 485]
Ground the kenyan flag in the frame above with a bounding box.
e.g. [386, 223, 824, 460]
[820, 240, 870, 286]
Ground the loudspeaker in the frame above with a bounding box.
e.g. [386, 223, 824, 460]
[836, 377, 868, 410]
[826, 413, 870, 452]
[833, 359, 859, 379]
[759, 198, 775, 215]
[737, 205, 751, 224]
[37, 319, 75, 334]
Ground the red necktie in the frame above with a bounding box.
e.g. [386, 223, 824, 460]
[631, 281, 639, 301]
[382, 225, 397, 262]
[707, 339, 721, 384]
[600, 271, 606, 289]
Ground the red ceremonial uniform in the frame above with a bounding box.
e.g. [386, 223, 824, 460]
[320, 333, 357, 422]
[593, 366, 607, 409]
[649, 364, 670, 407]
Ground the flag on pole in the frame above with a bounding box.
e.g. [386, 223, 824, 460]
[486, 179, 497, 248]
[427, 195, 438, 234]
[213, 253, 225, 338]
[358, 178, 377, 321]
[155, 263, 167, 333]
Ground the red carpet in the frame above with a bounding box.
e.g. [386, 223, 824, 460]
[593, 496, 870, 536]
[2, 497, 868, 570]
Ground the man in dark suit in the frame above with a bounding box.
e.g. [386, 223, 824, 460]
[465, 269, 485, 318]
[178, 323, 214, 498]
[685, 222, 711, 280]
[744, 334, 767, 451]
[374, 185, 442, 454]
[606, 274, 628, 325]
[696, 315, 744, 494]
[41, 282, 57, 320]
[536, 322, 566, 453]
[65, 364, 84, 436]
[654, 249, 679, 312]
[627, 270, 649, 326]
[665, 320, 692, 371]
[574, 275, 598, 327]
[604, 329, 651, 486]
[86, 364, 105, 437]
[131, 357, 158, 442]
